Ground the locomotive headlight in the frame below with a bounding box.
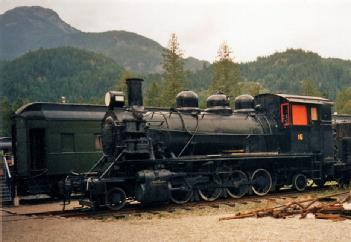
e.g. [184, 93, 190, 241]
[104, 91, 125, 108]
[104, 92, 112, 106]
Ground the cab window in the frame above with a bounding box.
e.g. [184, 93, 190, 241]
[292, 104, 308, 126]
[311, 107, 318, 121]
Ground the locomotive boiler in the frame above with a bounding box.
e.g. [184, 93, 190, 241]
[64, 78, 351, 210]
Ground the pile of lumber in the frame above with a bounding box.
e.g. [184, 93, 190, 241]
[219, 191, 351, 222]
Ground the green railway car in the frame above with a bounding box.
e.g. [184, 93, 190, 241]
[12, 102, 106, 195]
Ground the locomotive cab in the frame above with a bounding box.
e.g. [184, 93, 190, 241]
[255, 94, 334, 157]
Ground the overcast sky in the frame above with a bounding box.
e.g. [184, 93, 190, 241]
[1, 0, 350, 62]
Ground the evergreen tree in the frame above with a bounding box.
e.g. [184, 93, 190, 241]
[113, 70, 136, 105]
[115, 70, 134, 93]
[340, 101, 351, 114]
[299, 79, 323, 97]
[336, 88, 351, 114]
[211, 42, 241, 98]
[0, 98, 28, 136]
[0, 99, 11, 136]
[238, 82, 265, 96]
[0, 47, 124, 103]
[161, 33, 185, 106]
[145, 81, 162, 106]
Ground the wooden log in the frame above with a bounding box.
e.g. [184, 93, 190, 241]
[315, 213, 346, 221]
[219, 213, 255, 221]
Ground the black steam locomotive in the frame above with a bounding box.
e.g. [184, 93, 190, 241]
[64, 78, 351, 210]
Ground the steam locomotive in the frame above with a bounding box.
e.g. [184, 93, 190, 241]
[64, 78, 351, 210]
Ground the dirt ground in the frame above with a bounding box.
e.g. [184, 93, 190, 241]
[2, 191, 351, 242]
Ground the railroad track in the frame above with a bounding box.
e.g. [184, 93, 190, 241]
[7, 185, 347, 220]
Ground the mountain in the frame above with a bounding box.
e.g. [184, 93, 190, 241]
[0, 6, 208, 73]
[240, 49, 351, 99]
[0, 47, 124, 102]
[0, 6, 79, 59]
[1, 47, 350, 111]
[187, 49, 351, 99]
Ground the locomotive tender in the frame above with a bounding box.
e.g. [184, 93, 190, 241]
[65, 78, 351, 210]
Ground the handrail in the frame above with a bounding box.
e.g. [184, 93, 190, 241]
[86, 155, 106, 177]
[99, 152, 123, 179]
[3, 155, 11, 179]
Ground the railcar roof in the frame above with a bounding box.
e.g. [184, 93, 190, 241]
[333, 114, 351, 123]
[256, 93, 334, 105]
[15, 102, 107, 120]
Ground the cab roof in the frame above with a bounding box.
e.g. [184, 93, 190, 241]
[255, 93, 334, 105]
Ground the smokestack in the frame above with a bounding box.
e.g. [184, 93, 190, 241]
[126, 78, 144, 107]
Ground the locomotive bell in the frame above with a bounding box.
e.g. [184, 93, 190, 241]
[104, 91, 125, 108]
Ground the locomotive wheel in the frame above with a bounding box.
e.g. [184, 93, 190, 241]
[169, 179, 193, 204]
[224, 170, 249, 198]
[292, 173, 307, 192]
[105, 187, 127, 211]
[251, 169, 272, 196]
[198, 175, 222, 201]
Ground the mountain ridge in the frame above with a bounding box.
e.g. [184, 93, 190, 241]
[0, 46, 124, 102]
[0, 6, 208, 73]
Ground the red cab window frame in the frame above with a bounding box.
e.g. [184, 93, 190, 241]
[280, 102, 290, 127]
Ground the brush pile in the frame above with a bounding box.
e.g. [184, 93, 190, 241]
[219, 191, 351, 222]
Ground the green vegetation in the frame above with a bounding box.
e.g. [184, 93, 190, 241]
[0, 47, 123, 102]
[160, 33, 186, 107]
[299, 79, 323, 97]
[240, 49, 351, 99]
[186, 49, 351, 106]
[0, 47, 124, 136]
[114, 70, 135, 94]
[210, 42, 242, 99]
[0, 99, 29, 136]
[2, 45, 351, 136]
[3, 7, 351, 138]
[186, 63, 213, 91]
[336, 88, 351, 114]
[2, 46, 350, 107]
[145, 82, 162, 107]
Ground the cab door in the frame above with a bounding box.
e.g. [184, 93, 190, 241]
[289, 104, 311, 153]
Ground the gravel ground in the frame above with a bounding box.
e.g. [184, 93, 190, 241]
[2, 212, 351, 242]
[2, 191, 351, 242]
